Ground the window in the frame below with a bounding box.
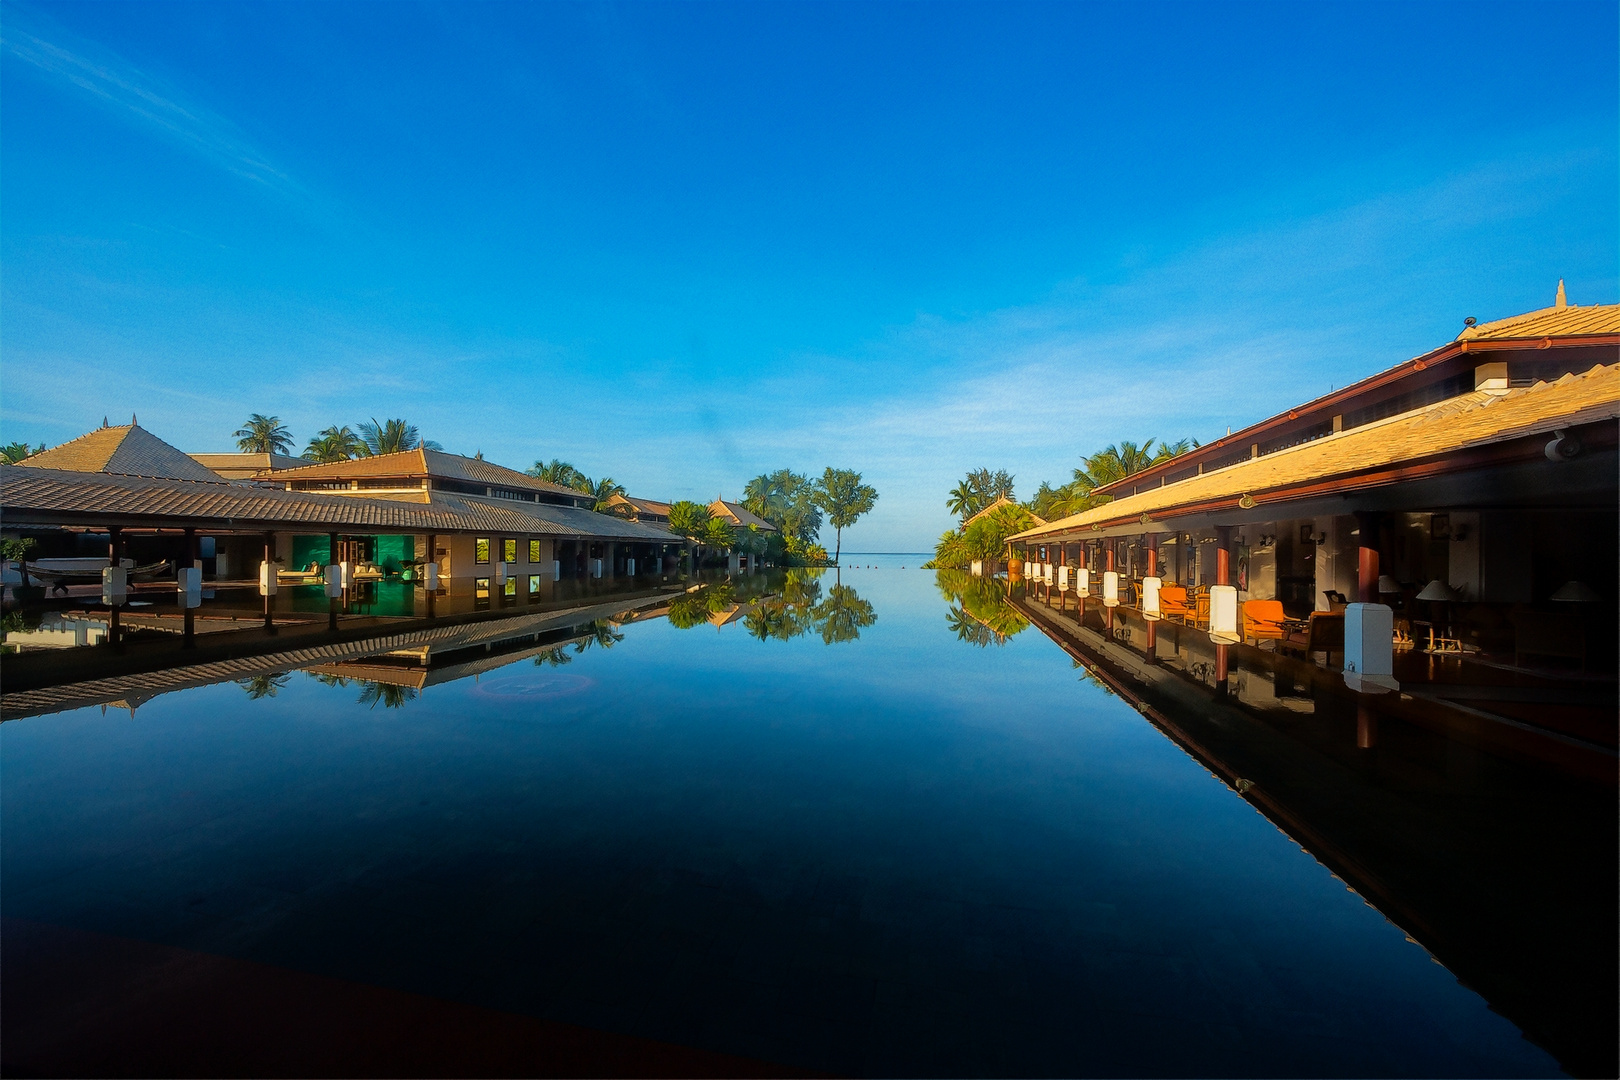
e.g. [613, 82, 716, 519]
[502, 539, 517, 564]
[503, 578, 517, 597]
[528, 575, 541, 594]
[475, 538, 490, 564]
[528, 539, 542, 563]
[474, 577, 490, 598]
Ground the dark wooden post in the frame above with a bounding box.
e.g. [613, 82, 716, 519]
[262, 532, 277, 633]
[1355, 511, 1381, 604]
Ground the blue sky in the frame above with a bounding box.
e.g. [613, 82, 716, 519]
[2, 1, 1615, 550]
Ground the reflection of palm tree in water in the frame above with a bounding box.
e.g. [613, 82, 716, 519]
[239, 673, 291, 698]
[574, 619, 624, 654]
[357, 681, 417, 710]
[534, 645, 573, 667]
[935, 569, 1029, 646]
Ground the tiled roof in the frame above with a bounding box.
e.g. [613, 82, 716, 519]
[270, 449, 584, 499]
[1, 466, 682, 542]
[711, 499, 777, 531]
[1457, 302, 1620, 342]
[964, 495, 1045, 528]
[608, 494, 673, 516]
[189, 452, 313, 474]
[19, 425, 226, 483]
[1014, 363, 1620, 540]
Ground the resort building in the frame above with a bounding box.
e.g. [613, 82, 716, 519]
[188, 451, 314, 482]
[1010, 288, 1618, 684]
[709, 498, 777, 572]
[602, 494, 673, 524]
[4, 426, 685, 614]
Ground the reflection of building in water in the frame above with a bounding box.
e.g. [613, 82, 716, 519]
[4, 612, 109, 650]
[1014, 592, 1615, 1080]
[0, 594, 668, 722]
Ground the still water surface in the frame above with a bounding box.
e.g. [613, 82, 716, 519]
[2, 568, 1556, 1076]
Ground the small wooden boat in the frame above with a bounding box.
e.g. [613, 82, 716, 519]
[26, 559, 173, 584]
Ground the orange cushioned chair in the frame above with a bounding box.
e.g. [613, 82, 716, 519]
[1242, 600, 1288, 644]
[1158, 585, 1190, 621]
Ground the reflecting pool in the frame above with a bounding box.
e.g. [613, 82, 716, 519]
[1, 568, 1577, 1076]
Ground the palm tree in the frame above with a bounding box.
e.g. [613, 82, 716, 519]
[234, 415, 293, 455]
[304, 425, 365, 463]
[528, 459, 587, 488]
[534, 645, 573, 667]
[1, 442, 43, 464]
[1152, 437, 1200, 462]
[584, 476, 626, 512]
[357, 681, 417, 709]
[238, 672, 291, 699]
[574, 619, 625, 653]
[946, 480, 978, 523]
[358, 418, 442, 456]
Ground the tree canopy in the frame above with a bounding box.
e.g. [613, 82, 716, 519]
[359, 417, 442, 456]
[946, 468, 1016, 523]
[304, 425, 365, 463]
[812, 467, 878, 564]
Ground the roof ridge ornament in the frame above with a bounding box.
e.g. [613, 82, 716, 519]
[1555, 279, 1567, 309]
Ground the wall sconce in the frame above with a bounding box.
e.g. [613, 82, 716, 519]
[1208, 584, 1240, 644]
[1076, 567, 1091, 597]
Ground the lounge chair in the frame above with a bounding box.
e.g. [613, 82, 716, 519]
[1280, 611, 1343, 665]
[1158, 585, 1190, 621]
[1242, 600, 1289, 644]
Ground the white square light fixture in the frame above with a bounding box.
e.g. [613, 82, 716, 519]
[1102, 571, 1120, 607]
[1208, 584, 1240, 644]
[1076, 568, 1090, 597]
[1142, 576, 1162, 621]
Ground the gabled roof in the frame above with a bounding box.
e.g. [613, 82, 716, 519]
[605, 494, 673, 516]
[270, 448, 584, 499]
[964, 495, 1044, 528]
[710, 499, 777, 531]
[1457, 287, 1620, 342]
[1012, 363, 1620, 541]
[17, 425, 226, 483]
[189, 452, 313, 478]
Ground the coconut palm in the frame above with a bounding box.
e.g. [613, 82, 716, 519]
[358, 418, 442, 456]
[304, 425, 365, 463]
[574, 619, 624, 653]
[534, 645, 573, 667]
[1, 442, 43, 464]
[702, 517, 737, 552]
[234, 415, 293, 455]
[238, 672, 291, 699]
[357, 681, 417, 709]
[584, 477, 626, 512]
[528, 459, 588, 488]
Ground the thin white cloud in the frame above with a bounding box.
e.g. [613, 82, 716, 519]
[1, 7, 299, 195]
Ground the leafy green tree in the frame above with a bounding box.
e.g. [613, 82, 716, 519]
[304, 425, 365, 463]
[744, 469, 824, 548]
[812, 581, 877, 644]
[234, 415, 293, 455]
[668, 501, 711, 539]
[1, 537, 39, 587]
[358, 418, 442, 456]
[1, 442, 43, 464]
[702, 517, 737, 552]
[946, 468, 1015, 523]
[812, 468, 877, 565]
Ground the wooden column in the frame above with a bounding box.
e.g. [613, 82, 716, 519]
[1355, 511, 1382, 604]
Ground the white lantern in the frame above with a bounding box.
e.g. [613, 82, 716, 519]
[1141, 576, 1162, 620]
[1344, 602, 1398, 693]
[591, 558, 603, 578]
[626, 558, 636, 576]
[259, 561, 278, 597]
[325, 565, 343, 598]
[550, 560, 560, 580]
[1058, 565, 1070, 590]
[421, 562, 439, 590]
[1043, 564, 1054, 586]
[1076, 568, 1090, 597]
[101, 565, 128, 606]
[339, 561, 354, 588]
[970, 560, 983, 576]
[496, 560, 508, 584]
[1102, 571, 1119, 607]
[1208, 584, 1240, 644]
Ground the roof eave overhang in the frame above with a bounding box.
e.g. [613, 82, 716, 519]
[1089, 333, 1619, 498]
[1012, 416, 1618, 544]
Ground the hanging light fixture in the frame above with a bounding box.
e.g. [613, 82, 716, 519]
[1550, 580, 1601, 602]
[1103, 570, 1120, 607]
